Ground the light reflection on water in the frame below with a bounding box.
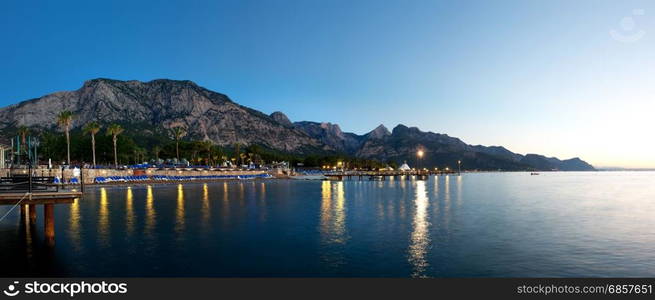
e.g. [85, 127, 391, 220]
[175, 184, 185, 233]
[202, 184, 210, 226]
[409, 180, 430, 277]
[69, 198, 81, 251]
[98, 187, 109, 247]
[2, 172, 655, 277]
[145, 185, 156, 241]
[126, 187, 134, 236]
[320, 181, 348, 270]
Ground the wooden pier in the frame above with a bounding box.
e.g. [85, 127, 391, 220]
[0, 191, 82, 245]
[324, 170, 459, 181]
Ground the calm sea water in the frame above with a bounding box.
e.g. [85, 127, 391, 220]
[1, 172, 655, 277]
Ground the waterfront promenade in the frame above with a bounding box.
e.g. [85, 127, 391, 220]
[2, 167, 272, 184]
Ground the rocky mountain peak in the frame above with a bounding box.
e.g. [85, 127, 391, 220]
[319, 122, 343, 136]
[0, 78, 323, 153]
[270, 111, 293, 127]
[365, 124, 391, 139]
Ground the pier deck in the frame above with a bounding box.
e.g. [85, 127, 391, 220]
[324, 170, 459, 180]
[0, 191, 82, 245]
[0, 191, 81, 205]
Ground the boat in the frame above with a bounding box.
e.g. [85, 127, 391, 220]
[530, 172, 540, 175]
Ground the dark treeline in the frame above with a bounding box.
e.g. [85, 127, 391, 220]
[26, 128, 387, 169]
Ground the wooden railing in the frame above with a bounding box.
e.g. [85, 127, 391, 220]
[0, 175, 59, 193]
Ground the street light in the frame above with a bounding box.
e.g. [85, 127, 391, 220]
[416, 149, 424, 173]
[457, 160, 461, 174]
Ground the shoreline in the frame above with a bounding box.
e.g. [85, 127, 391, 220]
[59, 175, 291, 189]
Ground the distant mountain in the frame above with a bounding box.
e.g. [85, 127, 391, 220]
[0, 78, 595, 171]
[296, 123, 594, 171]
[293, 121, 364, 154]
[520, 154, 595, 171]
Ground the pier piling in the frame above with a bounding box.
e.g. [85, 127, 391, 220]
[44, 204, 55, 245]
[20, 204, 27, 221]
[28, 204, 36, 224]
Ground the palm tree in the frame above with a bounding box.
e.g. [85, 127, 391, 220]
[17, 125, 29, 159]
[17, 126, 29, 148]
[106, 124, 124, 168]
[234, 143, 241, 166]
[152, 146, 161, 161]
[15, 126, 29, 164]
[56, 111, 74, 165]
[83, 121, 101, 167]
[201, 140, 213, 166]
[133, 147, 146, 164]
[170, 126, 186, 161]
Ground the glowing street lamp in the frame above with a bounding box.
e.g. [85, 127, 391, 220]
[457, 160, 461, 174]
[416, 149, 424, 173]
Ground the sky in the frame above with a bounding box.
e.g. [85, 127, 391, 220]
[1, 0, 654, 168]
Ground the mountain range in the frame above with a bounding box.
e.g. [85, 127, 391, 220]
[0, 78, 595, 171]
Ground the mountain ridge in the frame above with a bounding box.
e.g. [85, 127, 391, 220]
[0, 78, 595, 171]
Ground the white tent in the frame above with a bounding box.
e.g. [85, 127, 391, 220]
[398, 163, 411, 171]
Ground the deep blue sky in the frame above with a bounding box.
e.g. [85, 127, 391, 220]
[1, 0, 654, 167]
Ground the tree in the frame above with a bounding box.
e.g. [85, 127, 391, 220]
[170, 126, 186, 161]
[200, 140, 213, 166]
[234, 143, 241, 166]
[17, 126, 29, 163]
[132, 147, 146, 164]
[56, 111, 74, 165]
[83, 121, 101, 167]
[152, 145, 161, 161]
[17, 126, 29, 149]
[106, 124, 124, 168]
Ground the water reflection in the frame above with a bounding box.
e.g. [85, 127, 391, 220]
[334, 182, 346, 243]
[175, 184, 185, 233]
[221, 182, 230, 224]
[260, 182, 266, 201]
[145, 185, 156, 237]
[202, 184, 210, 225]
[126, 187, 134, 236]
[239, 183, 245, 206]
[258, 182, 267, 222]
[69, 199, 81, 250]
[409, 180, 430, 277]
[23, 206, 35, 262]
[320, 181, 348, 268]
[223, 182, 229, 203]
[456, 175, 463, 206]
[98, 188, 110, 247]
[443, 176, 451, 229]
[320, 181, 332, 235]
